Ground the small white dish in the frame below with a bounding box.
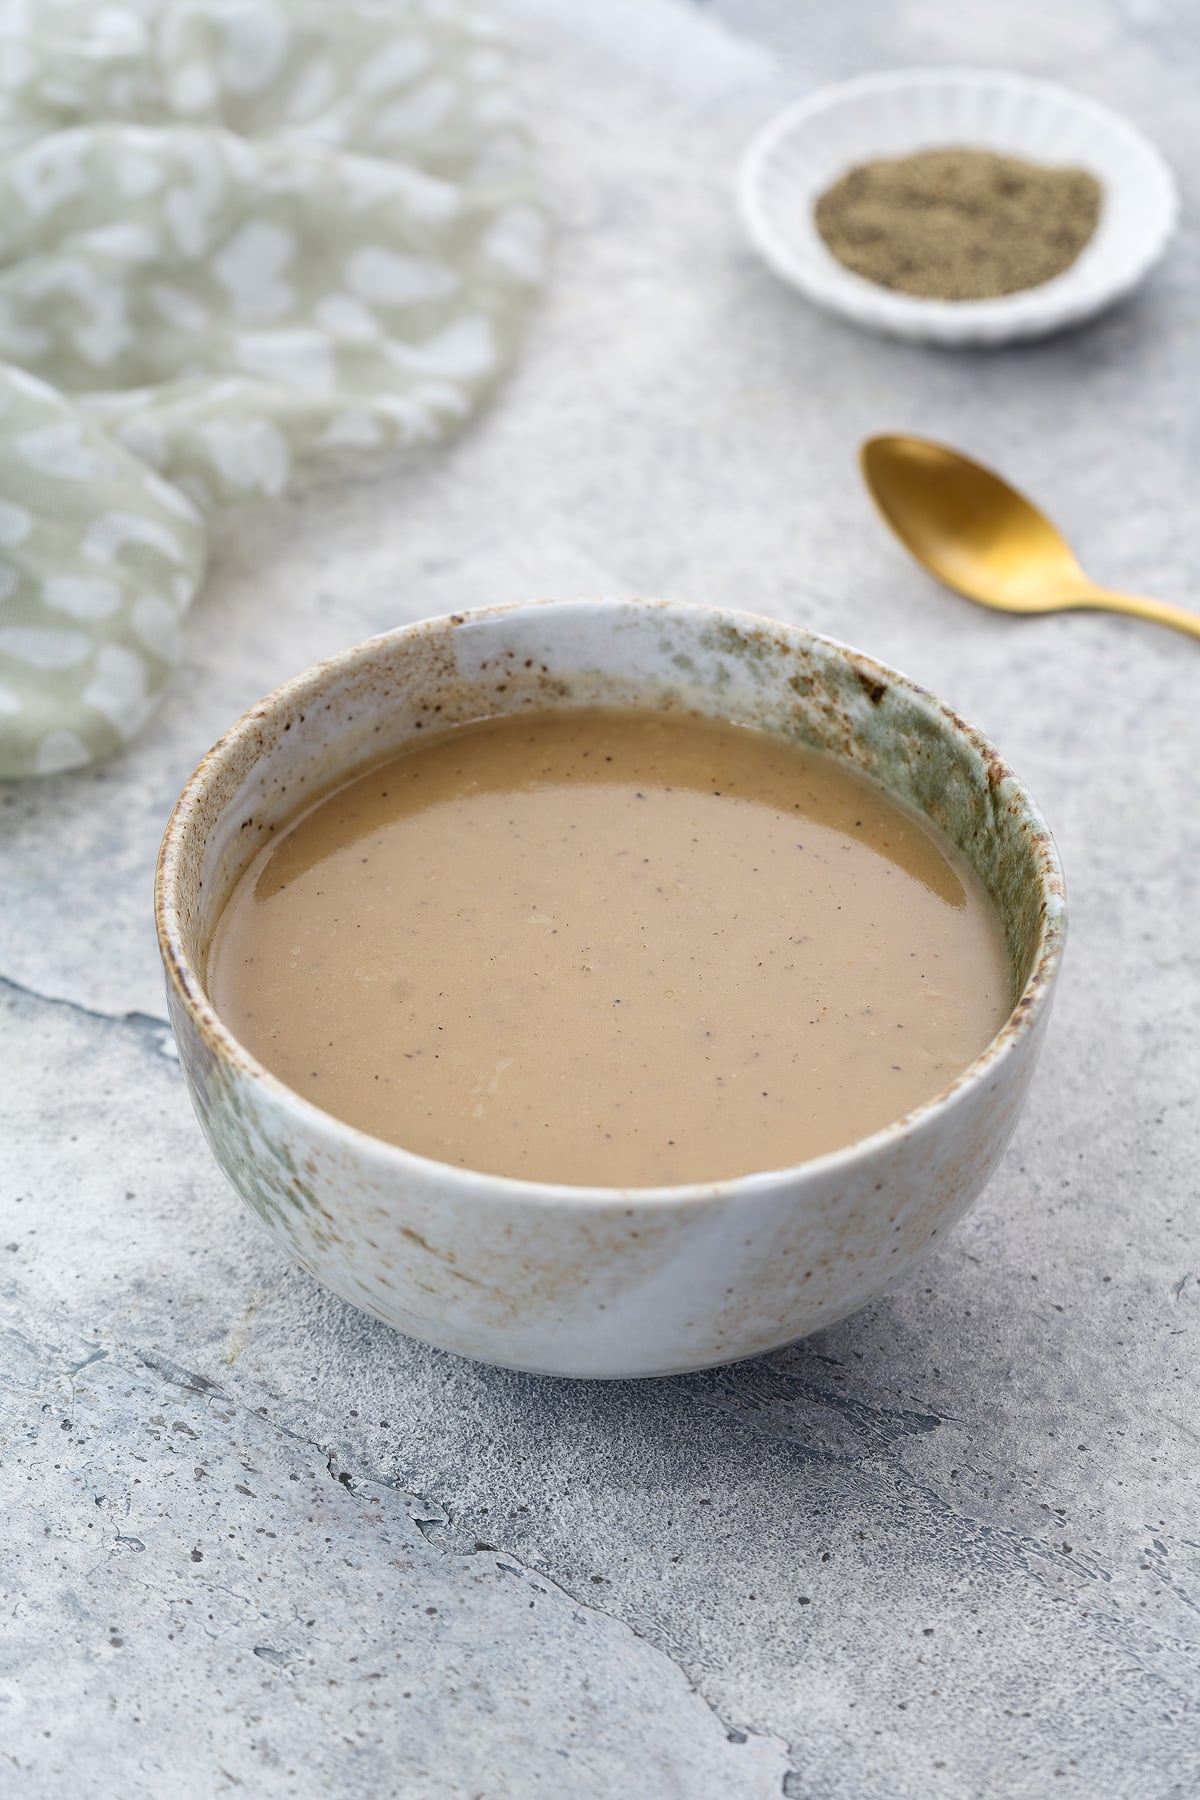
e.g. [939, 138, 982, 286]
[737, 67, 1179, 346]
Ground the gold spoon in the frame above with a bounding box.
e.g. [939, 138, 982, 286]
[860, 434, 1200, 641]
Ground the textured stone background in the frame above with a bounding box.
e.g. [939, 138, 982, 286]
[2, 1, 1198, 1794]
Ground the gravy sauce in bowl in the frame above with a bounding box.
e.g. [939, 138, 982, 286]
[156, 599, 1065, 1377]
[209, 707, 1011, 1187]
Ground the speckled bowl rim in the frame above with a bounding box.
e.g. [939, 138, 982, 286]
[155, 599, 1067, 1207]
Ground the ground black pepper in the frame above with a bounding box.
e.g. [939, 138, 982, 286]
[814, 146, 1103, 300]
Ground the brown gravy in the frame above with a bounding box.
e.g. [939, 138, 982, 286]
[208, 708, 1012, 1186]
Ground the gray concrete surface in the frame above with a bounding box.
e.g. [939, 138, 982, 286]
[2, 1, 1198, 1794]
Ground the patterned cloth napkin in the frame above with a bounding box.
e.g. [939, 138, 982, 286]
[0, 0, 547, 777]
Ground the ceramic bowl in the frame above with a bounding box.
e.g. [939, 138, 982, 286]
[155, 600, 1066, 1378]
[738, 67, 1179, 345]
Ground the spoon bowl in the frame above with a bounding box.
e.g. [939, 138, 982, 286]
[861, 434, 1200, 639]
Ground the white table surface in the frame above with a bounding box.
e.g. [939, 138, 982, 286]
[3, 2, 1197, 1794]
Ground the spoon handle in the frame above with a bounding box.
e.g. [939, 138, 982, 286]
[1087, 586, 1200, 642]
